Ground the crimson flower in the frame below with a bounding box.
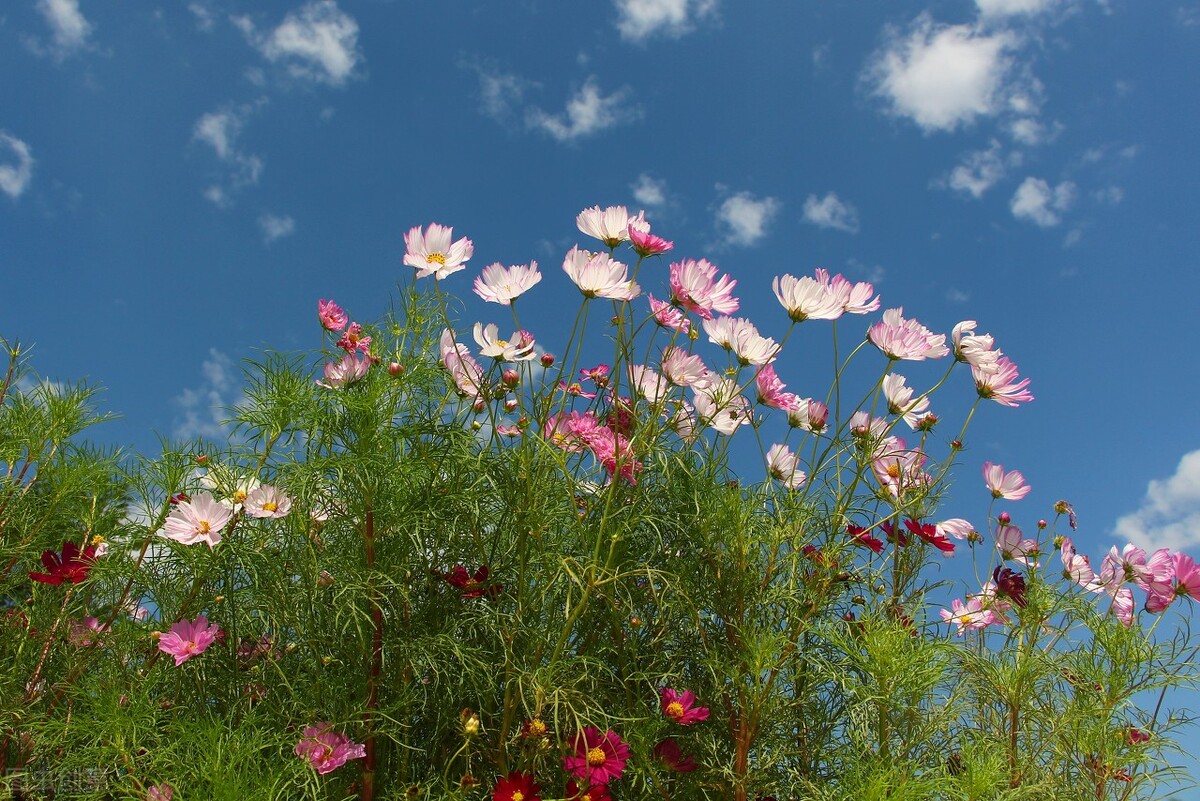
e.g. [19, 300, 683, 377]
[30, 541, 96, 585]
[565, 780, 612, 801]
[846, 524, 885, 554]
[993, 566, 1029, 608]
[563, 727, 630, 785]
[661, 687, 710, 725]
[492, 771, 541, 801]
[653, 738, 698, 772]
[904, 518, 956, 556]
[442, 565, 501, 599]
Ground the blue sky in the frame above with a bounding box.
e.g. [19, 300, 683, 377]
[4, 2, 1200, 568]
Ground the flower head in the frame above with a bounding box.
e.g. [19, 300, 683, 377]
[562, 246, 640, 300]
[868, 308, 949, 361]
[992, 566, 1028, 609]
[440, 329, 485, 398]
[473, 322, 537, 362]
[29, 541, 97, 585]
[669, 258, 739, 319]
[243, 485, 292, 519]
[974, 356, 1033, 407]
[882, 373, 931, 430]
[693, 376, 752, 435]
[577, 205, 632, 247]
[492, 771, 542, 801]
[647, 294, 690, 332]
[294, 723, 367, 775]
[772, 274, 844, 322]
[952, 320, 1001, 374]
[847, 523, 885, 554]
[317, 299, 347, 332]
[317, 353, 372, 389]
[653, 738, 698, 772]
[336, 322, 372, 355]
[563, 727, 630, 785]
[756, 365, 800, 412]
[565, 781, 612, 801]
[158, 615, 220, 666]
[474, 262, 542, 305]
[442, 565, 501, 599]
[146, 785, 174, 801]
[983, 462, 1031, 501]
[661, 687, 710, 725]
[404, 223, 474, 280]
[159, 492, 234, 548]
[766, 444, 806, 489]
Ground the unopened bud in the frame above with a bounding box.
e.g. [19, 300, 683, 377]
[540, 353, 555, 368]
[1037, 519, 1048, 530]
[502, 368, 519, 387]
[504, 398, 519, 413]
[629, 616, 641, 628]
[471, 420, 483, 431]
[472, 398, 486, 413]
[388, 361, 404, 377]
[317, 570, 334, 588]
[213, 595, 224, 603]
[195, 454, 209, 465]
[998, 512, 1011, 526]
[461, 709, 481, 736]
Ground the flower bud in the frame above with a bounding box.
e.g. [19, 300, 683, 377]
[195, 454, 209, 465]
[472, 398, 486, 413]
[501, 368, 519, 387]
[470, 420, 482, 431]
[540, 353, 555, 367]
[1037, 519, 1048, 530]
[998, 512, 1011, 526]
[388, 361, 404, 377]
[317, 570, 335, 588]
[461, 709, 481, 736]
[503, 398, 518, 413]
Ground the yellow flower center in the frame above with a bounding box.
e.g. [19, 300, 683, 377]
[427, 252, 447, 265]
[511, 793, 524, 801]
[262, 502, 277, 512]
[528, 719, 547, 736]
[666, 701, 685, 719]
[497, 339, 509, 347]
[198, 521, 212, 534]
[587, 746, 607, 766]
[234, 490, 248, 503]
[886, 464, 901, 479]
[90, 534, 106, 547]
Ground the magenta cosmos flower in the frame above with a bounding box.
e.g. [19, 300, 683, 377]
[159, 492, 234, 548]
[563, 727, 630, 785]
[868, 308, 949, 361]
[294, 723, 366, 775]
[628, 222, 673, 257]
[473, 261, 542, 305]
[983, 462, 1031, 501]
[29, 541, 97, 585]
[661, 687, 710, 725]
[653, 738, 698, 772]
[158, 615, 220, 666]
[317, 299, 347, 332]
[755, 364, 800, 412]
[404, 222, 474, 280]
[562, 246, 640, 300]
[669, 258, 739, 319]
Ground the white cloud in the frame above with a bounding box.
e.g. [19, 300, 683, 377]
[527, 79, 639, 142]
[614, 0, 717, 42]
[242, 1, 361, 87]
[947, 140, 1007, 198]
[1115, 450, 1200, 552]
[188, 2, 216, 32]
[35, 0, 92, 58]
[945, 288, 970, 303]
[866, 15, 1017, 133]
[0, 132, 35, 200]
[475, 67, 527, 121]
[631, 173, 667, 207]
[716, 191, 780, 246]
[192, 105, 264, 202]
[258, 212, 295, 243]
[976, 0, 1060, 19]
[1010, 176, 1075, 227]
[802, 191, 860, 234]
[1093, 185, 1123, 205]
[173, 349, 241, 440]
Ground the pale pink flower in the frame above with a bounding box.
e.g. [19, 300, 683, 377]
[439, 329, 485, 398]
[544, 413, 594, 453]
[995, 524, 1039, 567]
[952, 320, 1001, 374]
[336, 322, 372, 355]
[664, 400, 697, 439]
[1099, 544, 1174, 601]
[772, 274, 844, 322]
[871, 437, 930, 498]
[295, 723, 367, 775]
[983, 462, 1031, 501]
[68, 616, 107, 647]
[702, 317, 778, 365]
[766, 444, 806, 489]
[473, 261, 542, 305]
[576, 205, 631, 247]
[816, 269, 880, 315]
[1111, 586, 1135, 626]
[647, 294, 690, 332]
[160, 492, 234, 548]
[244, 485, 292, 519]
[693, 377, 752, 435]
[941, 597, 996, 635]
[158, 615, 220, 666]
[882, 373, 931, 430]
[974, 356, 1033, 407]
[404, 223, 473, 280]
[787, 398, 828, 432]
[660, 347, 712, 389]
[850, 412, 890, 449]
[562, 246, 640, 300]
[755, 364, 800, 412]
[936, 518, 976, 540]
[318, 353, 371, 389]
[473, 322, 536, 362]
[317, 299, 347, 332]
[146, 784, 173, 801]
[669, 259, 739, 319]
[868, 308, 949, 361]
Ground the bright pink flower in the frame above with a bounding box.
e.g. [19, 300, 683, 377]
[243, 485, 292, 519]
[755, 365, 800, 412]
[294, 723, 367, 775]
[586, 426, 642, 485]
[581, 364, 610, 387]
[983, 462, 1031, 501]
[473, 261, 542, 305]
[868, 308, 949, 361]
[563, 727, 630, 785]
[766, 444, 806, 489]
[652, 738, 697, 772]
[669, 258, 739, 319]
[1172, 553, 1200, 601]
[160, 492, 234, 548]
[647, 294, 690, 332]
[318, 353, 372, 389]
[562, 246, 640, 300]
[661, 687, 710, 725]
[846, 523, 885, 554]
[559, 380, 598, 400]
[882, 373, 931, 430]
[29, 541, 97, 585]
[146, 785, 174, 801]
[974, 356, 1033, 407]
[772, 274, 844, 322]
[442, 565, 501, 599]
[492, 771, 542, 801]
[905, 518, 955, 555]
[627, 211, 674, 257]
[336, 322, 372, 355]
[787, 398, 828, 433]
[317, 299, 347, 332]
[577, 205, 632, 247]
[158, 615, 220, 666]
[1099, 544, 1173, 600]
[404, 223, 474, 280]
[68, 616, 107, 646]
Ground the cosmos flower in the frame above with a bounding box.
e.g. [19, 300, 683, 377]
[29, 541, 97, 585]
[772, 274, 844, 322]
[404, 222, 474, 280]
[669, 258, 739, 319]
[940, 597, 996, 636]
[992, 566, 1029, 609]
[904, 518, 956, 556]
[983, 462, 1031, 501]
[951, 320, 1001, 374]
[693, 377, 752, 435]
[473, 323, 537, 362]
[317, 353, 372, 389]
[974, 356, 1033, 407]
[647, 294, 690, 332]
[995, 524, 1039, 567]
[563, 727, 630, 785]
[565, 780, 612, 801]
[158, 615, 220, 666]
[868, 308, 949, 361]
[846, 523, 885, 554]
[440, 329, 485, 398]
[882, 373, 931, 430]
[660, 347, 712, 389]
[473, 261, 542, 305]
[294, 723, 367, 775]
[816, 268, 880, 315]
[159, 492, 234, 548]
[661, 687, 710, 725]
[146, 785, 174, 801]
[562, 246, 640, 300]
[441, 565, 501, 599]
[243, 485, 292, 519]
[756, 364, 800, 412]
[317, 299, 347, 332]
[766, 444, 806, 489]
[787, 398, 828, 433]
[492, 772, 541, 801]
[652, 738, 698, 772]
[577, 205, 632, 247]
[336, 322, 372, 355]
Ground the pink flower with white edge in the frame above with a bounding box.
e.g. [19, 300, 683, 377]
[473, 261, 542, 305]
[158, 615, 220, 666]
[995, 524, 1039, 567]
[1060, 538, 1101, 591]
[755, 364, 800, 412]
[473, 323, 536, 362]
[317, 353, 372, 389]
[160, 492, 234, 548]
[693, 377, 752, 435]
[629, 365, 670, 404]
[628, 224, 673, 257]
[244, 485, 292, 519]
[661, 687, 710, 725]
[882, 373, 931, 430]
[941, 597, 995, 635]
[647, 294, 690, 332]
[974, 356, 1033, 407]
[868, 308, 949, 361]
[660, 347, 712, 390]
[816, 269, 880, 315]
[439, 329, 485, 398]
[772, 274, 844, 322]
[404, 223, 473, 280]
[1111, 586, 1135, 626]
[983, 462, 1031, 501]
[317, 299, 347, 332]
[787, 398, 828, 432]
[294, 723, 367, 775]
[766, 444, 806, 489]
[952, 320, 1001, 374]
[576, 205, 632, 247]
[562, 246, 640, 300]
[935, 518, 976, 541]
[669, 258, 739, 319]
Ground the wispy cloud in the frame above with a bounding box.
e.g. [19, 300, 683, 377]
[614, 0, 717, 42]
[1114, 450, 1200, 552]
[1010, 176, 1075, 227]
[975, 0, 1062, 20]
[527, 78, 640, 142]
[802, 191, 859, 234]
[715, 191, 780, 246]
[172, 349, 242, 441]
[188, 2, 216, 32]
[944, 140, 1010, 198]
[460, 58, 532, 124]
[631, 173, 667, 208]
[0, 132, 35, 200]
[192, 103, 265, 205]
[238, 1, 362, 87]
[31, 0, 93, 60]
[258, 212, 296, 243]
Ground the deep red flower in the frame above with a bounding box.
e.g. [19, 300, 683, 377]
[661, 687, 710, 725]
[904, 518, 956, 555]
[29, 541, 96, 585]
[492, 771, 541, 801]
[563, 727, 629, 785]
[879, 520, 909, 547]
[652, 738, 698, 772]
[1124, 727, 1151, 745]
[441, 565, 501, 599]
[565, 780, 612, 801]
[993, 566, 1028, 608]
[846, 523, 884, 554]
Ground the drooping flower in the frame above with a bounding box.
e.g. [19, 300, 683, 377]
[868, 308, 949, 361]
[627, 211, 674, 257]
[577, 205, 632, 247]
[755, 365, 800, 412]
[1059, 538, 1101, 591]
[983, 462, 1031, 501]
[669, 258, 739, 319]
[563, 727, 630, 785]
[473, 323, 537, 362]
[404, 223, 474, 280]
[562, 246, 640, 300]
[766, 444, 806, 489]
[647, 294, 690, 332]
[1172, 553, 1200, 602]
[158, 615, 220, 666]
[317, 299, 348, 332]
[440, 329, 485, 398]
[992, 566, 1029, 608]
[336, 322, 372, 355]
[473, 261, 542, 305]
[29, 541, 97, 585]
[159, 492, 234, 548]
[882, 373, 931, 430]
[1111, 585, 1135, 626]
[243, 485, 292, 519]
[492, 771, 542, 801]
[772, 274, 844, 322]
[936, 518, 976, 541]
[317, 353, 372, 389]
[951, 320, 1001, 374]
[442, 565, 501, 599]
[294, 723, 367, 775]
[661, 687, 710, 725]
[652, 738, 698, 772]
[974, 356, 1033, 407]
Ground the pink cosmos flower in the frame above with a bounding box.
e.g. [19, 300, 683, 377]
[766, 444, 806, 489]
[160, 492, 234, 548]
[882, 373, 931, 430]
[755, 364, 800, 412]
[563, 727, 630, 785]
[146, 784, 173, 801]
[702, 316, 777, 365]
[1172, 553, 1200, 602]
[577, 205, 632, 247]
[439, 329, 485, 398]
[787, 398, 828, 433]
[669, 258, 739, 319]
[473, 261, 542, 305]
[995, 524, 1039, 567]
[941, 597, 997, 635]
[660, 347, 712, 389]
[983, 462, 1031, 501]
[816, 269, 880, 315]
[951, 320, 1001, 374]
[243, 485, 292, 519]
[936, 519, 976, 541]
[628, 225, 673, 257]
[905, 518, 956, 555]
[652, 738, 697, 772]
[693, 377, 752, 435]
[647, 294, 690, 332]
[317, 299, 347, 332]
[404, 223, 474, 280]
[336, 322, 372, 355]
[586, 426, 642, 485]
[473, 323, 537, 362]
[562, 246, 640, 300]
[868, 308, 949, 361]
[1111, 586, 1135, 626]
[158, 615, 220, 666]
[68, 616, 107, 647]
[661, 687, 710, 724]
[580, 364, 610, 387]
[294, 723, 367, 775]
[974, 356, 1033, 407]
[871, 437, 930, 499]
[772, 274, 844, 322]
[1060, 538, 1101, 591]
[317, 353, 372, 389]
